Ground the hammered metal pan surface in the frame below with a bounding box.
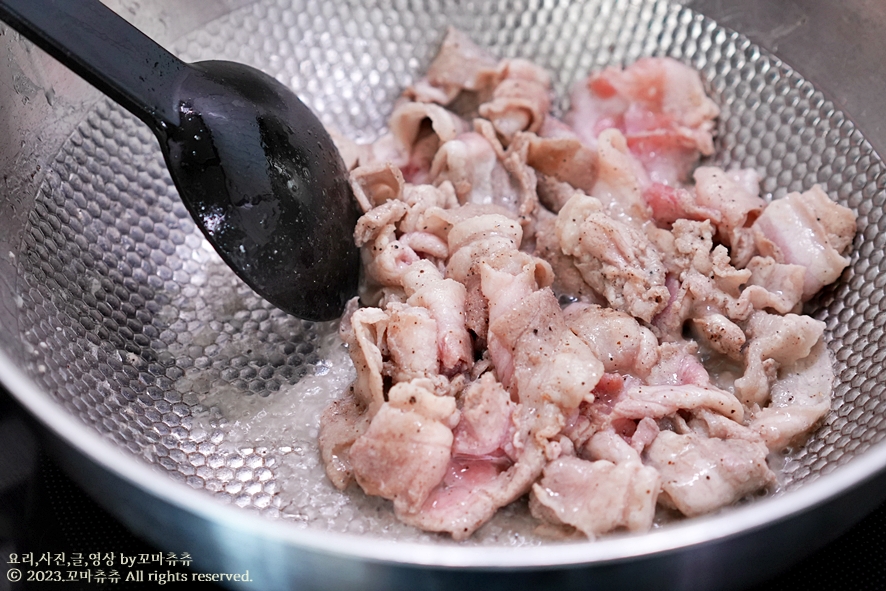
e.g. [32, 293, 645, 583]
[8, 0, 885, 546]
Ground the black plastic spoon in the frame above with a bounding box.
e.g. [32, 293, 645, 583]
[0, 0, 360, 321]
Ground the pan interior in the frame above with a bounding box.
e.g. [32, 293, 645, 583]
[10, 0, 886, 547]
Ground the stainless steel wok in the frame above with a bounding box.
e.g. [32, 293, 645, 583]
[2, 0, 886, 589]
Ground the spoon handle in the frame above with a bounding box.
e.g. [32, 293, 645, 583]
[0, 0, 188, 129]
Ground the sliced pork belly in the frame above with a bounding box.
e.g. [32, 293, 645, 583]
[589, 129, 651, 225]
[651, 220, 810, 342]
[668, 219, 753, 298]
[557, 193, 669, 322]
[750, 340, 833, 451]
[632, 417, 662, 454]
[693, 167, 765, 267]
[667, 218, 719, 275]
[564, 302, 659, 376]
[401, 439, 547, 540]
[612, 383, 744, 423]
[397, 182, 460, 236]
[359, 225, 421, 302]
[353, 199, 409, 247]
[399, 231, 450, 261]
[349, 380, 457, 515]
[646, 430, 775, 517]
[741, 256, 806, 315]
[495, 131, 542, 223]
[430, 132, 513, 206]
[691, 313, 746, 360]
[693, 166, 759, 221]
[524, 134, 597, 193]
[386, 101, 470, 183]
[735, 311, 826, 407]
[428, 127, 541, 226]
[645, 341, 712, 387]
[582, 424, 661, 463]
[447, 212, 554, 344]
[409, 27, 500, 106]
[452, 373, 515, 456]
[534, 210, 599, 300]
[585, 429, 642, 464]
[643, 182, 720, 228]
[446, 217, 520, 343]
[534, 211, 606, 303]
[446, 213, 523, 263]
[566, 56, 719, 185]
[402, 261, 473, 375]
[536, 171, 585, 213]
[529, 454, 659, 539]
[328, 126, 364, 171]
[318, 392, 370, 490]
[752, 185, 857, 299]
[486, 281, 603, 409]
[385, 303, 439, 382]
[689, 408, 764, 443]
[320, 39, 855, 541]
[390, 101, 470, 150]
[479, 58, 552, 144]
[350, 162, 406, 213]
[403, 398, 556, 540]
[564, 355, 741, 456]
[339, 306, 389, 415]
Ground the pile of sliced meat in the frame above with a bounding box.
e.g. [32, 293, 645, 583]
[318, 28, 857, 540]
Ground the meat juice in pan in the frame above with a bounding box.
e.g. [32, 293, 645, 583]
[312, 28, 857, 540]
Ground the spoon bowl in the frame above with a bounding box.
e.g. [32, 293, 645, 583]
[165, 61, 360, 321]
[0, 0, 360, 321]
